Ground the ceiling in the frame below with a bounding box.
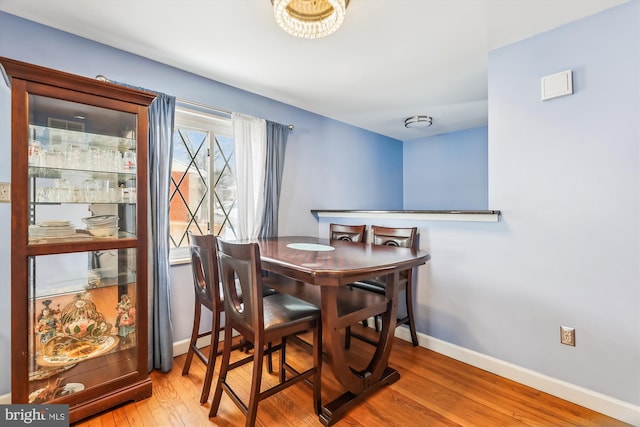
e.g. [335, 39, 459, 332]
[0, 0, 628, 141]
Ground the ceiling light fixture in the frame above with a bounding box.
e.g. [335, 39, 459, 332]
[272, 0, 349, 39]
[404, 116, 433, 128]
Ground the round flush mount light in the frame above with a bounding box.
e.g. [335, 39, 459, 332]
[404, 115, 433, 128]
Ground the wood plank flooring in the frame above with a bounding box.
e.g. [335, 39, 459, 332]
[74, 326, 630, 426]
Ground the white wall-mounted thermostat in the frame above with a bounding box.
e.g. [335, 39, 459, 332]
[541, 70, 573, 101]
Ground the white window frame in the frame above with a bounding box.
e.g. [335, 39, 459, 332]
[169, 106, 234, 263]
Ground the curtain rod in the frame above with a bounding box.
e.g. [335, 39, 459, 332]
[176, 98, 294, 131]
[96, 75, 294, 131]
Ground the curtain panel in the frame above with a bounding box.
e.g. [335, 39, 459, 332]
[259, 121, 289, 238]
[232, 113, 267, 240]
[106, 80, 175, 373]
[147, 93, 176, 372]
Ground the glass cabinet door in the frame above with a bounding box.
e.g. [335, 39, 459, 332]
[3, 56, 154, 421]
[27, 95, 138, 243]
[28, 249, 138, 403]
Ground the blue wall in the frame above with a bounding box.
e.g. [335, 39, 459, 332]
[403, 126, 488, 209]
[487, 0, 638, 407]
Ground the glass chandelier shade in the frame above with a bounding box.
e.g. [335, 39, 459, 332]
[273, 0, 348, 39]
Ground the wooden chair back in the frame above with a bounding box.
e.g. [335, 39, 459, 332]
[216, 239, 264, 340]
[329, 223, 367, 242]
[188, 231, 221, 313]
[370, 225, 418, 249]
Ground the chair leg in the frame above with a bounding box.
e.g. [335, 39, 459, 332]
[267, 342, 274, 374]
[344, 326, 351, 349]
[209, 325, 234, 418]
[279, 338, 286, 383]
[405, 278, 419, 346]
[200, 310, 221, 404]
[246, 344, 265, 427]
[313, 322, 322, 415]
[182, 302, 202, 375]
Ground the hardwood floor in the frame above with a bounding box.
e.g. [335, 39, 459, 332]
[74, 326, 630, 426]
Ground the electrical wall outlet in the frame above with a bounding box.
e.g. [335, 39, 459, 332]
[560, 326, 575, 346]
[0, 182, 10, 203]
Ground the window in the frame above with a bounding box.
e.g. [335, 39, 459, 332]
[169, 106, 237, 262]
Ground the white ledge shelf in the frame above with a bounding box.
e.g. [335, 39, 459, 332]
[311, 209, 501, 223]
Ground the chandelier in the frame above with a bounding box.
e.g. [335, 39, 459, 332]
[272, 0, 349, 39]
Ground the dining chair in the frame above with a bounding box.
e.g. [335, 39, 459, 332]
[329, 223, 366, 242]
[182, 232, 276, 404]
[209, 239, 322, 426]
[182, 232, 249, 404]
[345, 225, 420, 347]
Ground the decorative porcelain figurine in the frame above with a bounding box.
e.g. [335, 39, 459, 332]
[115, 294, 136, 342]
[36, 299, 60, 344]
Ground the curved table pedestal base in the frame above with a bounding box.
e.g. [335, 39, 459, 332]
[319, 366, 400, 426]
[318, 278, 401, 425]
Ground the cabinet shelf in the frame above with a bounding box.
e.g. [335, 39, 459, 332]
[26, 237, 138, 256]
[29, 347, 140, 405]
[30, 124, 136, 151]
[35, 275, 136, 299]
[30, 201, 137, 206]
[29, 166, 137, 180]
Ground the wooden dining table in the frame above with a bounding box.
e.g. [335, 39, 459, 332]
[254, 236, 431, 426]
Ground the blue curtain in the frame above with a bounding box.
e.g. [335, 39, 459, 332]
[107, 79, 175, 372]
[259, 121, 289, 238]
[148, 93, 175, 372]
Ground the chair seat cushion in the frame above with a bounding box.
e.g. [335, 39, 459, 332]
[262, 284, 278, 296]
[263, 293, 319, 331]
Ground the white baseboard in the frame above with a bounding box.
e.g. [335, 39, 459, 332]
[173, 329, 242, 358]
[173, 334, 214, 357]
[0, 393, 10, 404]
[393, 327, 640, 426]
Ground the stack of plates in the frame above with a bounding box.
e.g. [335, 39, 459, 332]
[82, 215, 119, 238]
[82, 215, 118, 227]
[29, 221, 76, 238]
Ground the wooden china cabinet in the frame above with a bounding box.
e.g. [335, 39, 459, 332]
[1, 57, 155, 422]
